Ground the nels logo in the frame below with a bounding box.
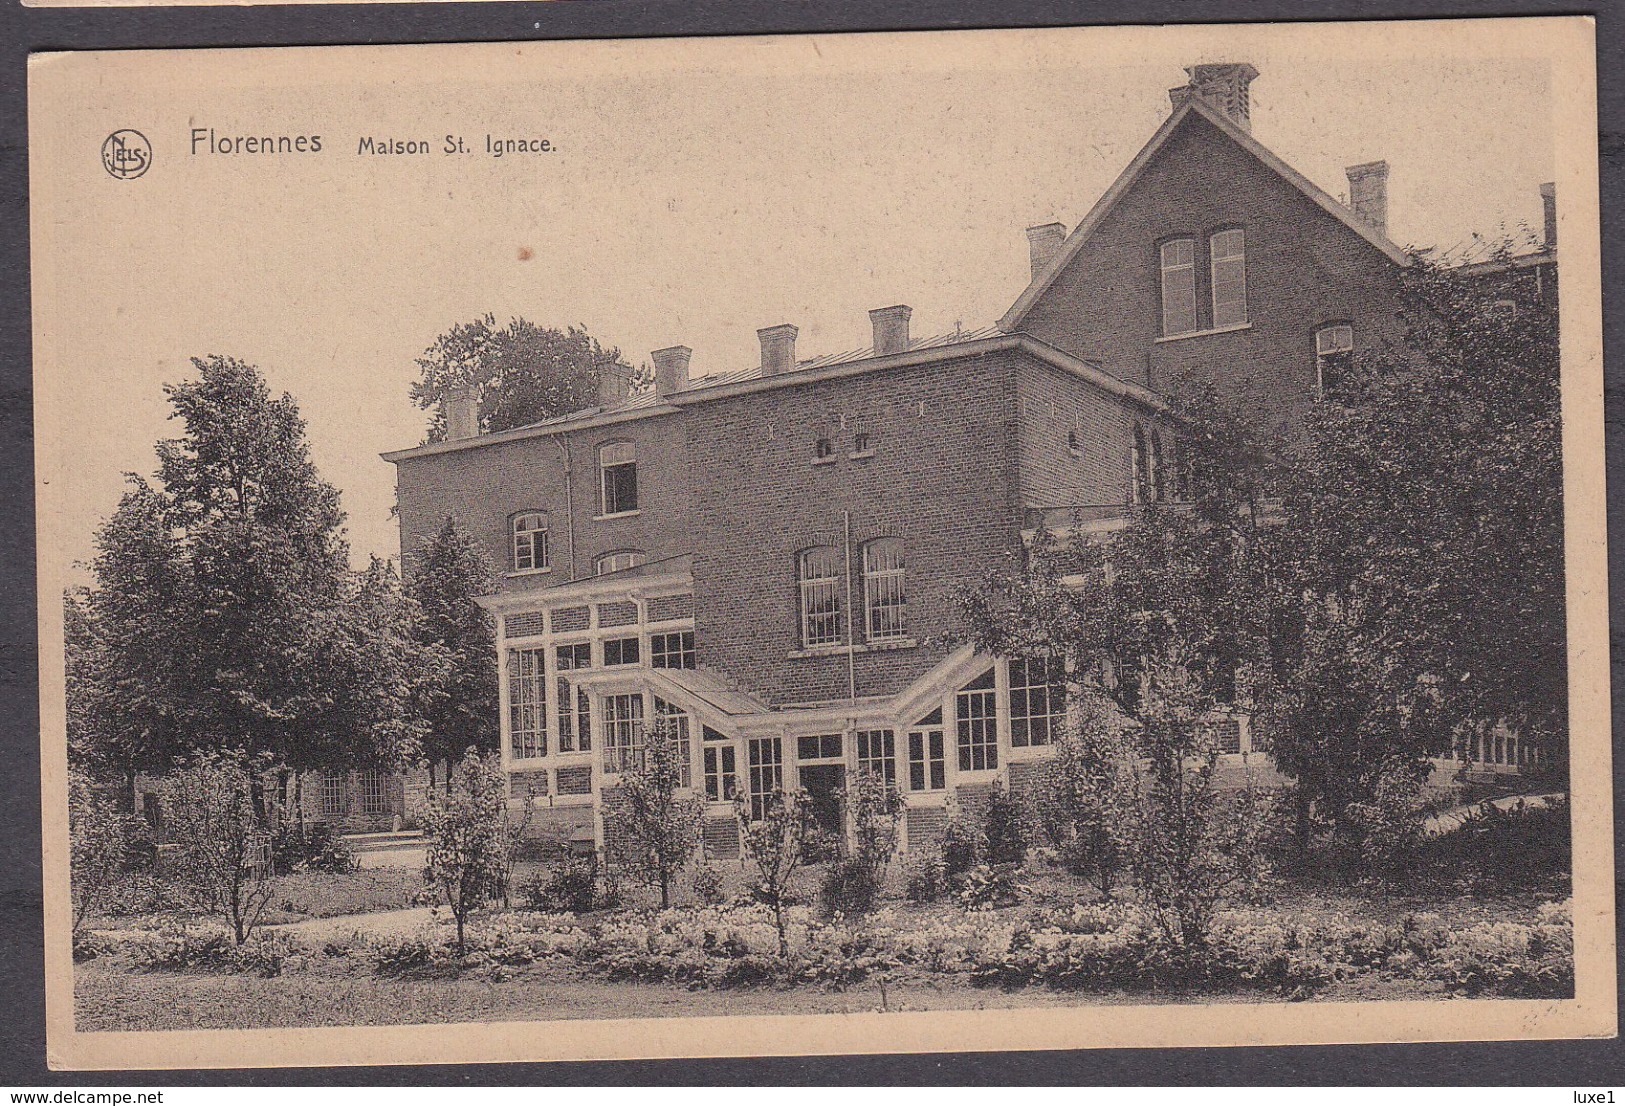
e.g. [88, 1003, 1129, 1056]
[101, 129, 151, 180]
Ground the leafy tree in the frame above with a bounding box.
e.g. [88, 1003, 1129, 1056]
[422, 748, 528, 952]
[410, 316, 633, 442]
[406, 518, 500, 781]
[735, 790, 809, 956]
[603, 718, 703, 907]
[1034, 713, 1134, 896]
[820, 770, 904, 917]
[161, 750, 278, 944]
[980, 781, 1030, 868]
[69, 769, 142, 931]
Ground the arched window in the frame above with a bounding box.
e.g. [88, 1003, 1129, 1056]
[594, 550, 645, 576]
[599, 440, 638, 515]
[862, 537, 907, 642]
[511, 511, 549, 572]
[1210, 227, 1248, 328]
[1159, 238, 1198, 337]
[798, 546, 843, 648]
[1315, 323, 1355, 397]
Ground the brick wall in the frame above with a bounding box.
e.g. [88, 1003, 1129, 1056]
[679, 352, 1027, 707]
[394, 411, 693, 590]
[1019, 111, 1407, 426]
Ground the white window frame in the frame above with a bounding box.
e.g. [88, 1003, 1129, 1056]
[855, 728, 897, 786]
[554, 642, 592, 753]
[862, 538, 907, 643]
[798, 546, 844, 648]
[651, 697, 694, 788]
[907, 718, 947, 792]
[1008, 655, 1066, 749]
[746, 736, 784, 821]
[649, 630, 696, 670]
[599, 440, 638, 516]
[319, 771, 348, 817]
[1160, 237, 1198, 337]
[601, 692, 645, 774]
[507, 647, 548, 761]
[594, 550, 645, 576]
[356, 769, 391, 816]
[1315, 323, 1355, 397]
[702, 728, 738, 803]
[955, 669, 999, 772]
[1210, 228, 1248, 329]
[511, 512, 549, 573]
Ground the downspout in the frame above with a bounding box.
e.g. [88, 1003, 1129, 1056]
[843, 510, 857, 709]
[558, 437, 577, 581]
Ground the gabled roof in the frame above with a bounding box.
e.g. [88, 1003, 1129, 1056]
[999, 97, 1412, 332]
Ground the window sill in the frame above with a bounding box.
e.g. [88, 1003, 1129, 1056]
[1155, 321, 1251, 344]
[593, 509, 642, 521]
[787, 637, 918, 660]
[848, 450, 876, 461]
[811, 456, 837, 467]
[504, 567, 553, 579]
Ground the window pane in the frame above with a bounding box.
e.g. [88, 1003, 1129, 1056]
[507, 648, 547, 759]
[863, 539, 907, 642]
[1211, 228, 1247, 328]
[799, 547, 844, 648]
[1160, 238, 1197, 336]
[1009, 655, 1066, 748]
[602, 693, 645, 773]
[956, 669, 998, 771]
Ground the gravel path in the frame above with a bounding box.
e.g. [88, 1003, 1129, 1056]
[1422, 791, 1565, 836]
[266, 905, 448, 943]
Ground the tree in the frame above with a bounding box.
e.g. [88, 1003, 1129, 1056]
[410, 316, 633, 442]
[69, 770, 140, 931]
[735, 790, 809, 956]
[1034, 712, 1134, 896]
[406, 518, 500, 781]
[603, 718, 703, 908]
[422, 748, 527, 952]
[161, 750, 278, 944]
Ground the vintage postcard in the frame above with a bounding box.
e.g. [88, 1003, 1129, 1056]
[30, 18, 1611, 1070]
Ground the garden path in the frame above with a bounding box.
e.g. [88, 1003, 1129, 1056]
[266, 905, 446, 942]
[1421, 791, 1565, 836]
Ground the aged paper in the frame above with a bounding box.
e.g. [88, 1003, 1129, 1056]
[32, 18, 1611, 1070]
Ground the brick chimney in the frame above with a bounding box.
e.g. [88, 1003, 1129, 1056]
[444, 383, 479, 441]
[1345, 160, 1390, 237]
[1540, 182, 1557, 250]
[650, 345, 691, 399]
[596, 360, 633, 410]
[1173, 63, 1259, 131]
[869, 305, 912, 356]
[757, 324, 798, 377]
[1025, 223, 1067, 280]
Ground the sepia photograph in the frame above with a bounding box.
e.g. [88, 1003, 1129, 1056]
[28, 16, 1611, 1069]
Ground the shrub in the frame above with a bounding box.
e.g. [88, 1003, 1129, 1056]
[271, 820, 358, 875]
[522, 854, 603, 914]
[161, 751, 279, 945]
[819, 857, 882, 917]
[735, 790, 809, 956]
[69, 771, 148, 930]
[691, 863, 726, 906]
[904, 855, 947, 903]
[958, 863, 1024, 911]
[1342, 756, 1427, 878]
[1034, 723, 1133, 895]
[940, 806, 981, 880]
[981, 783, 1030, 867]
[422, 747, 530, 951]
[602, 719, 704, 907]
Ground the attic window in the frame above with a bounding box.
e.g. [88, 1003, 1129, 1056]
[1067, 429, 1083, 456]
[813, 437, 836, 464]
[850, 432, 873, 458]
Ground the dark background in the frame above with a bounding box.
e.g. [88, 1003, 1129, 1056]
[0, 0, 1620, 1086]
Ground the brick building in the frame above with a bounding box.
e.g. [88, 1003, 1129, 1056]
[385, 63, 1554, 854]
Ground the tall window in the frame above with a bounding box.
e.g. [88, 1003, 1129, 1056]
[746, 736, 783, 821]
[555, 643, 592, 752]
[599, 441, 638, 515]
[1210, 228, 1248, 328]
[856, 729, 897, 785]
[702, 727, 737, 802]
[594, 550, 644, 576]
[507, 647, 547, 760]
[511, 512, 549, 572]
[1160, 237, 1197, 337]
[1009, 655, 1066, 748]
[357, 770, 390, 816]
[603, 635, 640, 667]
[956, 669, 998, 772]
[652, 697, 693, 788]
[602, 693, 644, 773]
[1315, 323, 1355, 396]
[862, 538, 907, 642]
[650, 631, 695, 670]
[908, 708, 946, 791]
[319, 771, 347, 817]
[798, 546, 844, 648]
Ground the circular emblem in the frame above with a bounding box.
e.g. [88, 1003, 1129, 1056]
[101, 130, 151, 180]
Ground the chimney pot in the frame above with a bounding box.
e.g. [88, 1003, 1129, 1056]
[1180, 62, 1259, 131]
[444, 384, 479, 441]
[757, 324, 798, 376]
[650, 345, 692, 398]
[596, 361, 632, 410]
[1539, 182, 1557, 251]
[868, 305, 912, 356]
[1345, 160, 1390, 238]
[1025, 223, 1067, 281]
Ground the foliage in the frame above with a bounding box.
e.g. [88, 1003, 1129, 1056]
[819, 858, 883, 917]
[819, 768, 905, 917]
[980, 782, 1030, 867]
[410, 315, 633, 442]
[69, 770, 147, 930]
[405, 518, 500, 774]
[603, 719, 704, 907]
[691, 863, 727, 907]
[958, 863, 1025, 911]
[1340, 756, 1428, 878]
[735, 790, 809, 955]
[1033, 717, 1134, 895]
[160, 750, 278, 944]
[521, 854, 606, 915]
[270, 820, 358, 876]
[904, 855, 948, 903]
[421, 748, 529, 951]
[939, 803, 981, 880]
